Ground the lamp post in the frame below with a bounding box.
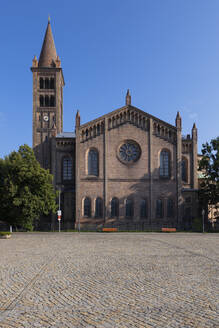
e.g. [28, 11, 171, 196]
[57, 186, 62, 233]
[58, 189, 61, 233]
[202, 209, 205, 233]
[78, 208, 80, 233]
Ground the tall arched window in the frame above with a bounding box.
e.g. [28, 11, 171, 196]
[95, 197, 103, 217]
[39, 95, 44, 107]
[84, 197, 91, 217]
[88, 149, 98, 176]
[182, 157, 188, 183]
[156, 199, 163, 218]
[140, 199, 147, 218]
[111, 197, 119, 217]
[39, 78, 44, 89]
[167, 198, 174, 218]
[45, 95, 49, 107]
[185, 207, 191, 218]
[50, 78, 55, 89]
[160, 150, 170, 177]
[50, 95, 55, 107]
[125, 199, 133, 217]
[45, 78, 50, 89]
[63, 157, 72, 180]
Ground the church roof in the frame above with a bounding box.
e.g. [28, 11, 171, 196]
[56, 132, 75, 138]
[38, 19, 57, 67]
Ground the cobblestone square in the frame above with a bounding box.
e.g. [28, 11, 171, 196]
[0, 232, 218, 327]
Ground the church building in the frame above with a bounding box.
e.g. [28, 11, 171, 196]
[31, 19, 199, 231]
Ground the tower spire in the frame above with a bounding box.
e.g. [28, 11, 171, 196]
[38, 18, 58, 67]
[31, 18, 64, 168]
[76, 110, 81, 128]
[126, 89, 131, 105]
[175, 111, 182, 129]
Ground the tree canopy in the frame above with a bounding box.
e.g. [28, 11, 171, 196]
[0, 145, 57, 230]
[198, 137, 219, 214]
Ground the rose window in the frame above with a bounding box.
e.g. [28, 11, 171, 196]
[118, 141, 141, 164]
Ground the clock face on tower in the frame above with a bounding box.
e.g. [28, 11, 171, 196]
[43, 115, 49, 122]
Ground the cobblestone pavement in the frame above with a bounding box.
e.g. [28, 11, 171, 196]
[0, 233, 218, 328]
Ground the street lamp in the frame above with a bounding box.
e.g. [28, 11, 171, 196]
[78, 208, 80, 233]
[202, 209, 205, 233]
[57, 186, 63, 233]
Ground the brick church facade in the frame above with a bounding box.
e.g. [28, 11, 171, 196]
[31, 20, 199, 231]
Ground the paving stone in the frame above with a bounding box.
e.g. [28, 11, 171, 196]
[0, 232, 218, 327]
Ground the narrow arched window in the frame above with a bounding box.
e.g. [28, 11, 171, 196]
[84, 197, 91, 217]
[45, 78, 50, 89]
[45, 95, 49, 107]
[95, 197, 103, 217]
[140, 199, 147, 218]
[182, 157, 188, 183]
[125, 199, 133, 217]
[50, 95, 55, 107]
[50, 78, 55, 89]
[160, 150, 170, 177]
[97, 125, 100, 135]
[39, 95, 44, 107]
[157, 125, 160, 135]
[63, 157, 72, 180]
[88, 149, 98, 176]
[142, 117, 146, 129]
[156, 199, 163, 218]
[39, 78, 44, 89]
[167, 198, 174, 218]
[111, 197, 119, 217]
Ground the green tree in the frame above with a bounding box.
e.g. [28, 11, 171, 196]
[198, 137, 219, 216]
[0, 145, 57, 230]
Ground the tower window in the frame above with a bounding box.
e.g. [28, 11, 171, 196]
[63, 157, 72, 180]
[88, 149, 98, 176]
[50, 78, 55, 89]
[111, 197, 119, 217]
[84, 197, 91, 217]
[160, 150, 170, 178]
[45, 78, 50, 89]
[140, 199, 147, 218]
[39, 78, 44, 89]
[50, 95, 55, 107]
[125, 199, 133, 217]
[95, 197, 103, 217]
[40, 95, 44, 107]
[45, 95, 49, 107]
[156, 199, 163, 218]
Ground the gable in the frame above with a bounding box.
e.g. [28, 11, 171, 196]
[78, 105, 177, 146]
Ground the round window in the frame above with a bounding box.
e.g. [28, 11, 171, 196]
[118, 140, 141, 164]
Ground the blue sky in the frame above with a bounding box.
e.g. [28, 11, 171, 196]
[0, 0, 219, 158]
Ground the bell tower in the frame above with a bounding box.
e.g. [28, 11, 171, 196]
[31, 18, 64, 169]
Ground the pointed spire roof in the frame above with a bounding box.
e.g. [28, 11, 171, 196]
[175, 111, 182, 129]
[192, 122, 197, 129]
[176, 111, 181, 118]
[38, 18, 58, 67]
[76, 110, 81, 127]
[126, 89, 131, 105]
